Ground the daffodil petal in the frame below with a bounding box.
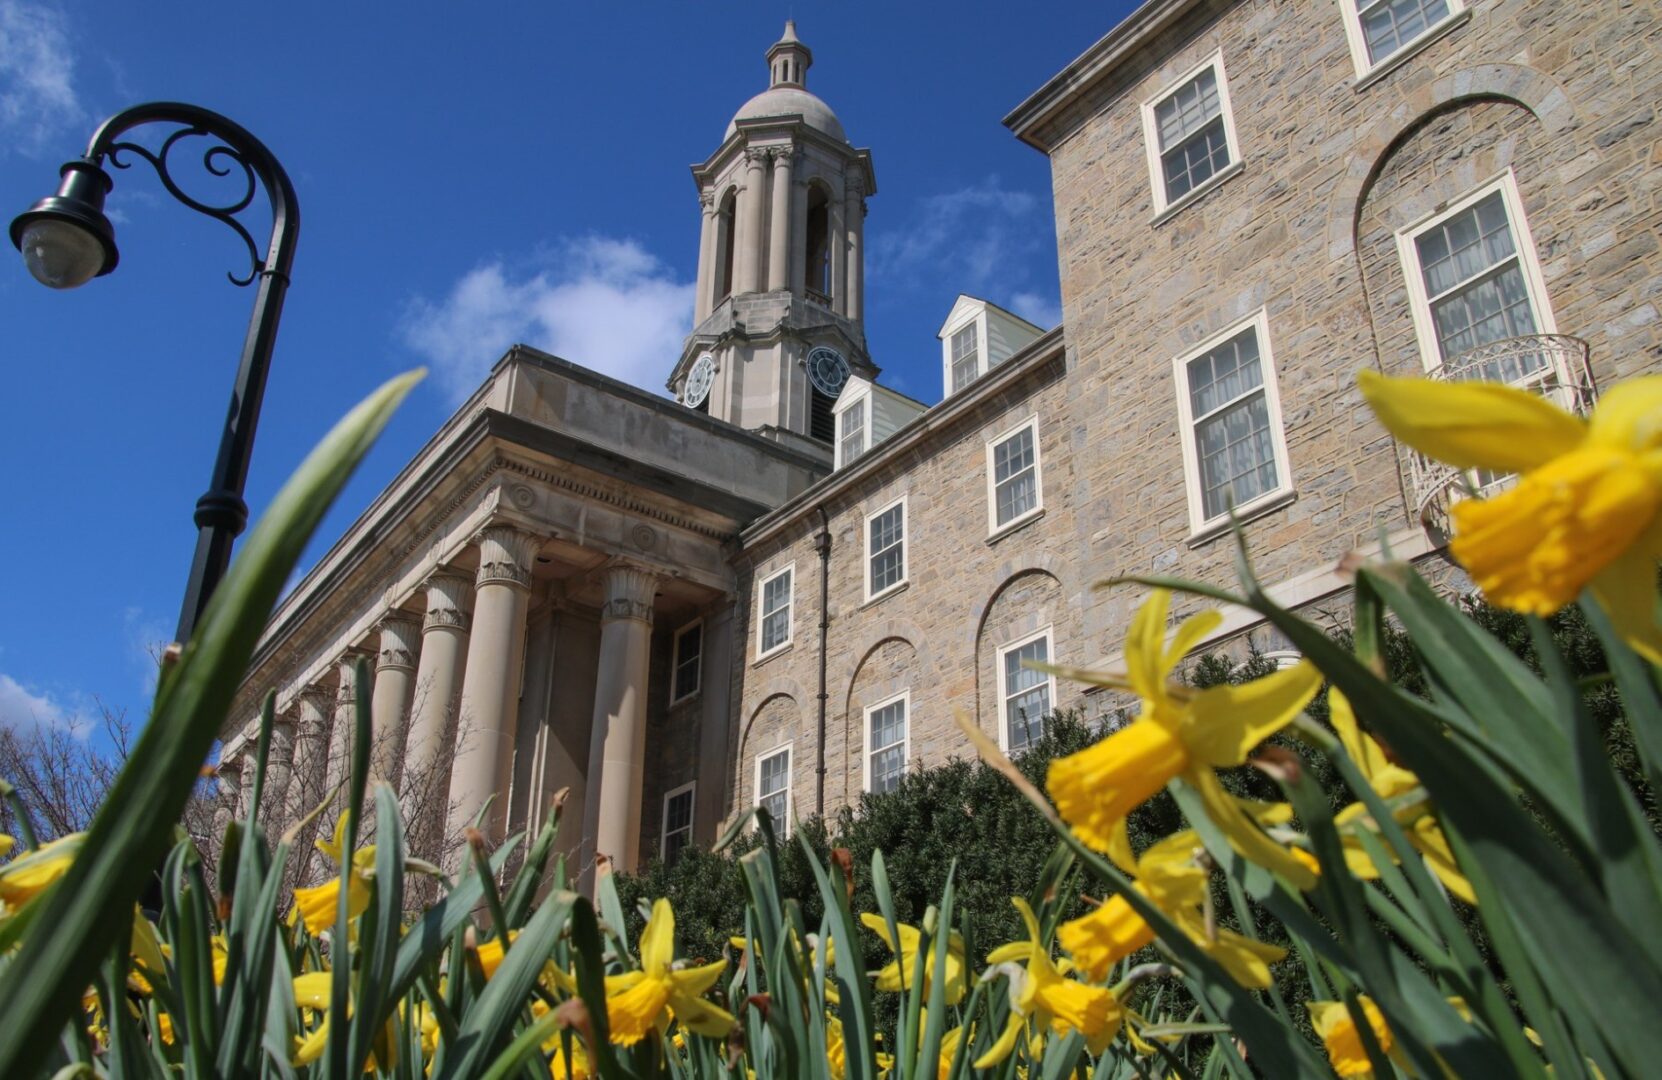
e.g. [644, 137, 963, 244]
[1586, 375, 1662, 451]
[1328, 690, 1390, 781]
[1183, 660, 1321, 767]
[1588, 522, 1662, 665]
[1125, 590, 1173, 701]
[1191, 770, 1318, 891]
[1359, 369, 1585, 472]
[670, 958, 727, 999]
[639, 899, 675, 976]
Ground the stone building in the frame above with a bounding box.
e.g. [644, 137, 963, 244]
[220, 6, 1659, 881]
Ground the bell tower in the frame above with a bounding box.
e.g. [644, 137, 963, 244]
[670, 21, 877, 446]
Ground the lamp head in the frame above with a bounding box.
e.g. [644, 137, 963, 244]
[10, 158, 119, 289]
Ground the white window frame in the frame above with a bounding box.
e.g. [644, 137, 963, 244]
[1339, 0, 1468, 86]
[670, 618, 703, 705]
[753, 745, 793, 836]
[941, 311, 986, 396]
[660, 780, 696, 862]
[996, 627, 1056, 754]
[755, 564, 795, 660]
[1171, 310, 1295, 538]
[864, 495, 908, 603]
[1395, 170, 1557, 374]
[837, 395, 868, 469]
[1139, 50, 1243, 219]
[862, 690, 911, 795]
[985, 415, 1044, 538]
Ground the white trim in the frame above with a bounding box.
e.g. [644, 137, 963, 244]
[1139, 50, 1242, 218]
[1339, 0, 1468, 86]
[836, 392, 868, 469]
[660, 780, 696, 861]
[996, 626, 1056, 753]
[755, 563, 796, 660]
[1395, 169, 1557, 373]
[753, 743, 793, 837]
[861, 689, 912, 794]
[1261, 650, 1303, 670]
[863, 494, 909, 603]
[985, 415, 1044, 537]
[1171, 310, 1295, 538]
[941, 312, 988, 397]
[670, 618, 703, 704]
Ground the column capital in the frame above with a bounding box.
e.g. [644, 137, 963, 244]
[474, 524, 540, 589]
[743, 145, 771, 167]
[422, 570, 474, 632]
[294, 685, 333, 723]
[599, 560, 660, 626]
[376, 612, 422, 672]
[698, 189, 716, 211]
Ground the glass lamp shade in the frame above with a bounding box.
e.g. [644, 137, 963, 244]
[18, 217, 109, 289]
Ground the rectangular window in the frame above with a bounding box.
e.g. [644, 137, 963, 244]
[1173, 312, 1293, 534]
[1141, 53, 1240, 215]
[950, 323, 980, 392]
[999, 631, 1054, 753]
[756, 747, 791, 833]
[671, 620, 702, 703]
[757, 566, 794, 658]
[866, 497, 906, 600]
[987, 418, 1042, 534]
[839, 397, 866, 467]
[1342, 0, 1465, 78]
[1398, 174, 1554, 378]
[660, 782, 694, 864]
[864, 693, 909, 794]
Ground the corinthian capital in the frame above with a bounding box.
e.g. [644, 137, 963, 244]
[422, 570, 473, 632]
[376, 612, 422, 672]
[599, 561, 660, 625]
[475, 524, 540, 589]
[743, 145, 772, 167]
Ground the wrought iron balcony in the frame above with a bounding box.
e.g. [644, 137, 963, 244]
[1404, 334, 1597, 519]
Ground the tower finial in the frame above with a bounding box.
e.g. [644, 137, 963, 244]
[767, 21, 812, 88]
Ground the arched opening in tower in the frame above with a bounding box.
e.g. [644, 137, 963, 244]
[805, 184, 831, 305]
[716, 189, 738, 305]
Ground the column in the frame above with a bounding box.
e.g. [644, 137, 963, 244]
[845, 178, 865, 323]
[238, 753, 259, 820]
[789, 175, 808, 297]
[323, 650, 369, 805]
[263, 708, 298, 832]
[286, 687, 333, 831]
[767, 149, 794, 292]
[695, 601, 736, 845]
[583, 561, 659, 878]
[447, 524, 538, 845]
[371, 611, 421, 788]
[829, 181, 847, 316]
[739, 148, 769, 293]
[402, 571, 472, 858]
[214, 753, 242, 838]
[694, 191, 717, 323]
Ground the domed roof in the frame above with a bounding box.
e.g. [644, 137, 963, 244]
[725, 85, 846, 142]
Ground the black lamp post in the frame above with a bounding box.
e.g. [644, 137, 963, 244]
[10, 102, 299, 642]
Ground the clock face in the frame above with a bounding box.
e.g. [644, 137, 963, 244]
[807, 346, 850, 398]
[684, 353, 715, 408]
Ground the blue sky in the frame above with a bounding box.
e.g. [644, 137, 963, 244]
[0, 0, 1132, 740]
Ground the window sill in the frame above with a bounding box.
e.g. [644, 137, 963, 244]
[1185, 489, 1297, 548]
[669, 690, 701, 709]
[987, 507, 1047, 546]
[1352, 10, 1471, 92]
[752, 643, 794, 669]
[1150, 159, 1245, 228]
[862, 579, 910, 610]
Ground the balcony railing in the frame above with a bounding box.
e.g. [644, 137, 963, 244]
[1405, 334, 1597, 518]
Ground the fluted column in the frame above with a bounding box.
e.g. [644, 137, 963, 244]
[583, 561, 660, 878]
[324, 651, 369, 803]
[447, 524, 538, 845]
[767, 149, 794, 292]
[371, 612, 421, 787]
[694, 191, 717, 323]
[287, 687, 333, 828]
[403, 571, 472, 856]
[263, 710, 298, 831]
[739, 148, 769, 293]
[845, 179, 865, 323]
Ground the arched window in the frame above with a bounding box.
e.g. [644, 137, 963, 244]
[715, 189, 738, 305]
[805, 184, 831, 304]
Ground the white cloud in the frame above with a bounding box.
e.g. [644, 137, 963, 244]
[401, 236, 695, 402]
[0, 673, 85, 734]
[868, 176, 1046, 297]
[1009, 290, 1062, 330]
[0, 0, 82, 156]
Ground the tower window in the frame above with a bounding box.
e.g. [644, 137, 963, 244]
[810, 384, 837, 442]
[805, 185, 831, 303]
[716, 190, 737, 304]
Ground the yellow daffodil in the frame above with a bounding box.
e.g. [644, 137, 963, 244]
[290, 971, 398, 1071]
[0, 834, 13, 858]
[975, 898, 1122, 1068]
[475, 930, 518, 979]
[935, 1025, 969, 1080]
[1360, 370, 1662, 662]
[603, 898, 734, 1046]
[0, 831, 82, 910]
[1328, 690, 1475, 904]
[824, 1012, 895, 1078]
[1309, 997, 1394, 1078]
[289, 814, 375, 935]
[1047, 591, 1322, 888]
[859, 913, 967, 1005]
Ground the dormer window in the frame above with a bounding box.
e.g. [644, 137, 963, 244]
[839, 397, 867, 465]
[950, 324, 979, 392]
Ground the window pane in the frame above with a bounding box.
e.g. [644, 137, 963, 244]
[673, 624, 701, 700]
[1197, 391, 1277, 519]
[761, 572, 792, 651]
[1155, 67, 1220, 150]
[1359, 0, 1452, 63]
[663, 789, 693, 862]
[760, 752, 788, 794]
[869, 700, 905, 752]
[870, 744, 905, 794]
[1430, 261, 1539, 362]
[1416, 192, 1515, 298]
[1003, 637, 1050, 751]
[994, 428, 1034, 484]
[1186, 329, 1263, 418]
[1161, 117, 1231, 202]
[992, 427, 1038, 527]
[869, 504, 904, 594]
[759, 790, 786, 825]
[840, 400, 866, 463]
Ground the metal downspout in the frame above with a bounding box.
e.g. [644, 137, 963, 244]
[814, 505, 831, 816]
